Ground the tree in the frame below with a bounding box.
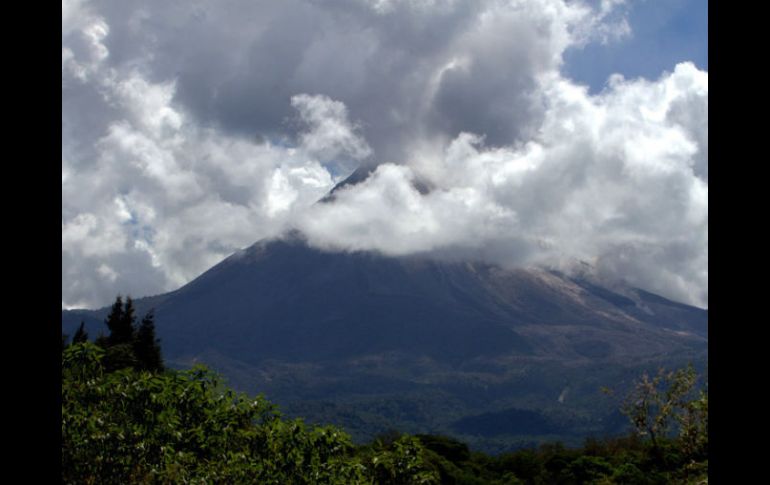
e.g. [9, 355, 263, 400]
[62, 344, 438, 484]
[677, 384, 708, 460]
[111, 296, 136, 345]
[133, 310, 164, 372]
[105, 295, 124, 343]
[620, 364, 706, 463]
[104, 295, 137, 345]
[72, 321, 88, 344]
[100, 296, 163, 373]
[102, 343, 138, 373]
[94, 333, 109, 349]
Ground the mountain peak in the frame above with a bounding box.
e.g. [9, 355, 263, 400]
[319, 163, 432, 204]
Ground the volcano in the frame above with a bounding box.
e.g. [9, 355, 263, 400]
[62, 231, 707, 451]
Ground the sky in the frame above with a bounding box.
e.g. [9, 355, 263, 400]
[62, 0, 708, 310]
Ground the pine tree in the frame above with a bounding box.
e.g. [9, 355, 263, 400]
[133, 310, 164, 372]
[97, 296, 165, 373]
[103, 343, 138, 373]
[94, 332, 109, 349]
[106, 295, 136, 346]
[121, 297, 136, 338]
[105, 295, 124, 343]
[72, 321, 88, 344]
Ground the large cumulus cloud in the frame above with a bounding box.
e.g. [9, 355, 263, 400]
[298, 64, 707, 306]
[62, 0, 707, 309]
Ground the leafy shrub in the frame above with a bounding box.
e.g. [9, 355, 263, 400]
[62, 343, 437, 484]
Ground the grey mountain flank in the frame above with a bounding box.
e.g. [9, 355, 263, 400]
[62, 229, 706, 451]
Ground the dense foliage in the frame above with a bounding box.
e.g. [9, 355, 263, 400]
[62, 342, 438, 484]
[100, 296, 164, 373]
[62, 296, 707, 484]
[409, 366, 708, 484]
[414, 432, 707, 484]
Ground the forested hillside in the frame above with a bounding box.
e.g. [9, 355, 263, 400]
[62, 299, 707, 484]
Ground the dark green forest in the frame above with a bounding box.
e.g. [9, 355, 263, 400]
[62, 298, 707, 484]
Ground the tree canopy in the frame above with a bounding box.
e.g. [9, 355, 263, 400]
[97, 295, 164, 373]
[61, 296, 707, 483]
[62, 343, 438, 484]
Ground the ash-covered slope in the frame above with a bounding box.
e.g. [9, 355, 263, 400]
[64, 232, 705, 366]
[62, 232, 707, 450]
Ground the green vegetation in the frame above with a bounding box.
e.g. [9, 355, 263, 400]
[63, 295, 164, 373]
[62, 296, 707, 484]
[413, 428, 707, 484]
[62, 343, 438, 484]
[619, 365, 708, 465]
[72, 321, 88, 344]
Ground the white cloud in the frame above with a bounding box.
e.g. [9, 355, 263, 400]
[62, 0, 706, 309]
[62, 212, 127, 258]
[296, 62, 708, 307]
[97, 263, 118, 282]
[62, 20, 339, 307]
[62, 7, 110, 83]
[62, 0, 91, 37]
[291, 94, 372, 175]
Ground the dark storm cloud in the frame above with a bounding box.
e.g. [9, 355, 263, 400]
[80, 0, 573, 162]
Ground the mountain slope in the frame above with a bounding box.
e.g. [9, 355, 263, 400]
[62, 232, 707, 451]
